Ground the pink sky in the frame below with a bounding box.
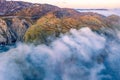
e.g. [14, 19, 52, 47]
[13, 0, 120, 8]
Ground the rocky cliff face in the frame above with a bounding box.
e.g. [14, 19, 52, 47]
[9, 18, 31, 41]
[0, 18, 11, 44]
[0, 17, 31, 44]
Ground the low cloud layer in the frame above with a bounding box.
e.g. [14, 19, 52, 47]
[0, 27, 119, 80]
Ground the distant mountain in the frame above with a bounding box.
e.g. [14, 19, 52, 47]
[0, 1, 81, 20]
[76, 9, 108, 11]
[77, 8, 120, 16]
[0, 1, 33, 15]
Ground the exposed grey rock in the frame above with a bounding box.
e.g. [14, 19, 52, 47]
[0, 18, 12, 44]
[10, 18, 31, 41]
[0, 18, 31, 44]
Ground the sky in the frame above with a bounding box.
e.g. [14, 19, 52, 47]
[12, 0, 120, 9]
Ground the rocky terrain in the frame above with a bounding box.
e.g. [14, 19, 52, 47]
[0, 1, 33, 15]
[0, 1, 120, 44]
[0, 17, 31, 44]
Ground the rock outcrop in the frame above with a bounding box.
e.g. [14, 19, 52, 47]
[0, 18, 10, 43]
[0, 17, 31, 44]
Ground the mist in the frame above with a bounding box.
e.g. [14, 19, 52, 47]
[0, 27, 120, 80]
[77, 9, 120, 16]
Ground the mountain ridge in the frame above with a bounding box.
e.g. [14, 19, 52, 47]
[0, 1, 120, 45]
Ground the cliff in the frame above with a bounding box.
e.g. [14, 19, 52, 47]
[0, 17, 31, 44]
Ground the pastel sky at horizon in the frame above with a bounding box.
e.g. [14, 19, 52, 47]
[12, 0, 120, 8]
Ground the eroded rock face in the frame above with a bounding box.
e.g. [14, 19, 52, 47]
[10, 18, 31, 41]
[0, 18, 13, 44]
[0, 18, 31, 44]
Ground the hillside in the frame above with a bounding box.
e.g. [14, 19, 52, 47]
[0, 1, 120, 44]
